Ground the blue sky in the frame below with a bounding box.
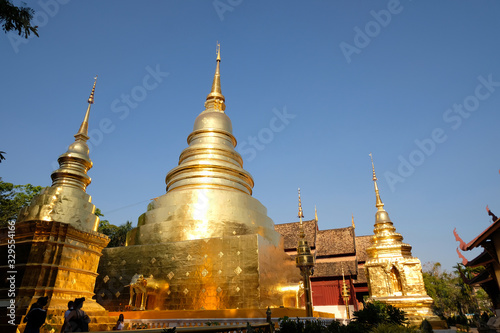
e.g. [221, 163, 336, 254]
[2, 1, 499, 271]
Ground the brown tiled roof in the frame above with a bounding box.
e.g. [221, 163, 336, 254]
[316, 227, 355, 257]
[355, 235, 373, 262]
[275, 221, 371, 285]
[275, 220, 317, 250]
[353, 264, 367, 284]
[313, 260, 357, 278]
[466, 250, 495, 268]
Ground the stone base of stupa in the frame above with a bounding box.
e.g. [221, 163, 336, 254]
[95, 233, 301, 311]
[369, 295, 441, 326]
[0, 220, 110, 333]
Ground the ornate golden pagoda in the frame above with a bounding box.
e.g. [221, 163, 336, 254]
[364, 153, 435, 324]
[3, 77, 114, 331]
[95, 45, 300, 311]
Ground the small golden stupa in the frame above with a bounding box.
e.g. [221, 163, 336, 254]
[95, 44, 301, 312]
[8, 78, 115, 331]
[364, 154, 435, 324]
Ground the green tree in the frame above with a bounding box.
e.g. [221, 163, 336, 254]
[0, 178, 43, 227]
[423, 262, 460, 317]
[95, 208, 133, 247]
[423, 262, 492, 318]
[454, 263, 492, 315]
[352, 301, 407, 330]
[0, 0, 38, 38]
[276, 305, 413, 333]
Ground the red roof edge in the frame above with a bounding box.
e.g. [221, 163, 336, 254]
[464, 218, 500, 251]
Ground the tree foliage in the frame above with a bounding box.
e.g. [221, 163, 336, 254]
[0, 178, 43, 227]
[351, 301, 407, 331]
[276, 303, 413, 333]
[0, 0, 38, 38]
[423, 262, 492, 318]
[95, 208, 133, 247]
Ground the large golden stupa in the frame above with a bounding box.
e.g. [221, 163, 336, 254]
[95, 45, 301, 311]
[365, 154, 435, 324]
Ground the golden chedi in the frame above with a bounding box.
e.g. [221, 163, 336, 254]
[364, 154, 435, 325]
[0, 78, 115, 332]
[96, 45, 300, 312]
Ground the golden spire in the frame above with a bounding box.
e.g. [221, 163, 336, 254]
[51, 77, 97, 191]
[298, 188, 304, 219]
[75, 76, 97, 141]
[205, 42, 226, 111]
[351, 213, 355, 229]
[369, 153, 384, 211]
[314, 205, 318, 222]
[366, 153, 412, 259]
[298, 188, 305, 238]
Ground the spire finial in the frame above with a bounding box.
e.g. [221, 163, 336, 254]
[51, 76, 96, 191]
[298, 188, 304, 219]
[314, 205, 318, 222]
[351, 213, 355, 229]
[369, 153, 384, 210]
[298, 188, 305, 238]
[88, 75, 97, 104]
[75, 76, 97, 141]
[205, 42, 225, 111]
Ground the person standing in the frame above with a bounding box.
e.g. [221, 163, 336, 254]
[64, 301, 74, 320]
[61, 297, 91, 332]
[23, 296, 49, 333]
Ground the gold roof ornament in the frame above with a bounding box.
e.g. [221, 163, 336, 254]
[314, 205, 318, 222]
[51, 76, 98, 191]
[351, 213, 355, 229]
[205, 41, 225, 111]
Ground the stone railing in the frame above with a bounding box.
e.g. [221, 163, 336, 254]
[125, 317, 338, 330]
[93, 322, 273, 333]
